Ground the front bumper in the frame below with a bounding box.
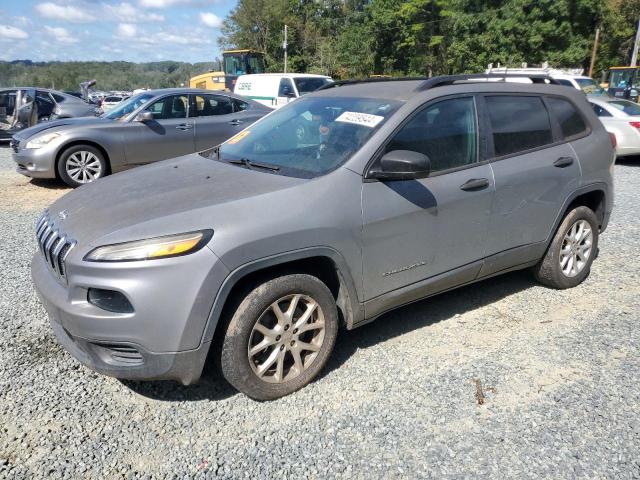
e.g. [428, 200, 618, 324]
[12, 140, 58, 179]
[46, 309, 211, 384]
[31, 243, 229, 384]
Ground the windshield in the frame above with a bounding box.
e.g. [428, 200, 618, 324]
[294, 78, 333, 96]
[575, 78, 606, 95]
[608, 100, 640, 116]
[224, 55, 245, 75]
[217, 96, 402, 177]
[610, 70, 636, 89]
[103, 93, 154, 120]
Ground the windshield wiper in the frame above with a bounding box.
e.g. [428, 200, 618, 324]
[228, 158, 280, 172]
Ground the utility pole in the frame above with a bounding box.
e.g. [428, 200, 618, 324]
[631, 18, 640, 67]
[588, 27, 600, 77]
[283, 25, 288, 73]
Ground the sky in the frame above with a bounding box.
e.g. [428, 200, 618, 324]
[0, 0, 235, 63]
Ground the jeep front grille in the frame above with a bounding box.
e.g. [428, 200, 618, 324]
[35, 212, 76, 283]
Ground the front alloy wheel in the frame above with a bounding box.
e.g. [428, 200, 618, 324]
[58, 144, 107, 188]
[248, 294, 326, 383]
[221, 274, 338, 400]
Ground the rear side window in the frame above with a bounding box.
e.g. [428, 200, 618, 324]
[278, 78, 295, 97]
[52, 93, 66, 103]
[194, 94, 233, 116]
[486, 96, 553, 157]
[546, 97, 587, 138]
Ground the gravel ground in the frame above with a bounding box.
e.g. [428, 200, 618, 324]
[0, 145, 638, 479]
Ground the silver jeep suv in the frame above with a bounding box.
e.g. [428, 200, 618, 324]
[31, 75, 615, 400]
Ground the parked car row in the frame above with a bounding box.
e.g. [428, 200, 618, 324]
[11, 88, 270, 187]
[0, 87, 98, 142]
[28, 74, 615, 400]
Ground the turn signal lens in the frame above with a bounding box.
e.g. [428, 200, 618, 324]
[609, 132, 617, 148]
[84, 230, 212, 262]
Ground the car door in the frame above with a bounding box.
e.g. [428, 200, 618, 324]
[36, 90, 55, 121]
[191, 94, 250, 150]
[275, 78, 295, 108]
[0, 90, 16, 130]
[123, 93, 194, 165]
[15, 88, 36, 129]
[361, 95, 495, 302]
[482, 94, 582, 265]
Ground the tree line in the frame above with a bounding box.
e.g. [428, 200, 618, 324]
[220, 0, 640, 80]
[0, 60, 218, 92]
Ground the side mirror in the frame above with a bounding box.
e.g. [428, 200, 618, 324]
[370, 150, 431, 181]
[135, 111, 154, 122]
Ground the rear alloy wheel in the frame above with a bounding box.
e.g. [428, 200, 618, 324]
[58, 145, 107, 188]
[533, 206, 599, 289]
[221, 274, 338, 400]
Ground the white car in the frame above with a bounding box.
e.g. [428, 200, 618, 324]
[101, 95, 125, 113]
[485, 67, 609, 96]
[589, 97, 640, 157]
[233, 73, 333, 109]
[552, 74, 609, 96]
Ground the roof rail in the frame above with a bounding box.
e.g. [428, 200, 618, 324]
[415, 73, 560, 91]
[317, 76, 429, 91]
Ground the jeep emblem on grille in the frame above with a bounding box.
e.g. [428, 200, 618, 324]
[58, 210, 68, 220]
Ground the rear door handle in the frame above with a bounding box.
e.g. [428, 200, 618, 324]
[460, 178, 490, 191]
[176, 123, 193, 130]
[554, 156, 574, 168]
[229, 119, 243, 126]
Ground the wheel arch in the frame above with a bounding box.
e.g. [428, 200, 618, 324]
[547, 183, 608, 249]
[201, 247, 364, 352]
[55, 140, 112, 178]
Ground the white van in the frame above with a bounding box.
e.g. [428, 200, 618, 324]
[233, 73, 333, 109]
[485, 66, 609, 96]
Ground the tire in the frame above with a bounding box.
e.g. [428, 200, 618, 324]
[220, 274, 339, 401]
[533, 206, 599, 289]
[57, 144, 107, 188]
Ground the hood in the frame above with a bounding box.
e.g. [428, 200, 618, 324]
[46, 154, 306, 246]
[17, 117, 108, 139]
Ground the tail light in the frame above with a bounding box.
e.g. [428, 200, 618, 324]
[609, 132, 617, 148]
[629, 121, 640, 131]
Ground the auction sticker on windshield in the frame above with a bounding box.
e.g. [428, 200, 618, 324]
[335, 111, 384, 128]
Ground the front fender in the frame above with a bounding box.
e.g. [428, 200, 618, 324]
[199, 246, 364, 347]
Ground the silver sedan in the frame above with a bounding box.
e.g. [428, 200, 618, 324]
[11, 88, 271, 187]
[589, 97, 640, 158]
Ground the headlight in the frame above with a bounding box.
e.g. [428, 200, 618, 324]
[84, 230, 212, 262]
[25, 132, 61, 149]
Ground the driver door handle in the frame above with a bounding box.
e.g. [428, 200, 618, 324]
[176, 123, 193, 131]
[460, 178, 490, 191]
[229, 119, 243, 126]
[554, 156, 574, 168]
